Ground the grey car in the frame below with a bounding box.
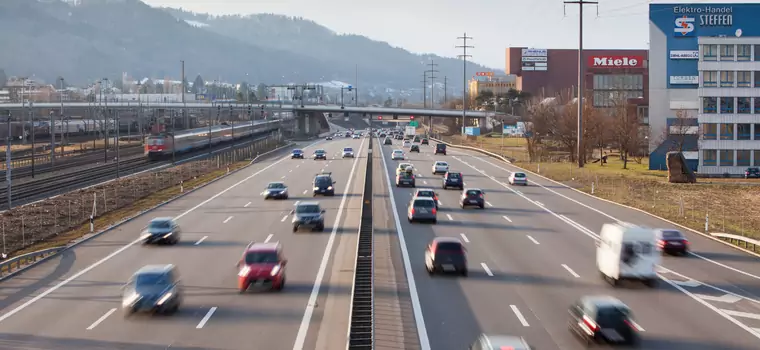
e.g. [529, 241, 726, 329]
[469, 334, 532, 350]
[122, 264, 182, 316]
[460, 188, 485, 209]
[407, 197, 437, 223]
[291, 202, 326, 232]
[142, 217, 181, 245]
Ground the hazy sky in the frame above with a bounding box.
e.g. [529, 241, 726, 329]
[142, 0, 749, 70]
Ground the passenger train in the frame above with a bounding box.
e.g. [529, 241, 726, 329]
[144, 120, 280, 160]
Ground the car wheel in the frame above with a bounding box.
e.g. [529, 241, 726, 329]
[277, 277, 286, 291]
[643, 278, 658, 288]
[239, 284, 249, 294]
[432, 219, 437, 224]
[123, 308, 134, 318]
[292, 226, 298, 233]
[317, 224, 325, 232]
[479, 204, 485, 209]
[461, 269, 468, 277]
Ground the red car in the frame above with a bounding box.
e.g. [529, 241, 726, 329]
[236, 242, 287, 292]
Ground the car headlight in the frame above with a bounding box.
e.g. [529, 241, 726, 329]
[162, 232, 173, 239]
[270, 264, 282, 276]
[327, 186, 333, 190]
[238, 266, 251, 277]
[122, 293, 140, 307]
[157, 290, 174, 305]
[314, 186, 320, 190]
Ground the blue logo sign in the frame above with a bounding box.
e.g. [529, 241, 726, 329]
[674, 16, 695, 36]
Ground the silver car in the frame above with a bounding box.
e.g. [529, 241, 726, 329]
[509, 172, 528, 186]
[407, 197, 437, 223]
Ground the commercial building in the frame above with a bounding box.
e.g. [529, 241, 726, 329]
[649, 3, 760, 174]
[504, 48, 649, 113]
[468, 73, 517, 101]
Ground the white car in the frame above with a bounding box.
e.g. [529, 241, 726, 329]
[342, 147, 355, 158]
[432, 161, 449, 175]
[391, 150, 405, 160]
[508, 172, 528, 186]
[352, 134, 360, 139]
[402, 140, 411, 148]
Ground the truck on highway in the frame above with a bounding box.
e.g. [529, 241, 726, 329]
[405, 126, 416, 137]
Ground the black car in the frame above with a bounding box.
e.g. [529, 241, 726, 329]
[384, 137, 393, 145]
[263, 182, 289, 200]
[122, 264, 182, 316]
[410, 144, 420, 153]
[291, 149, 304, 159]
[425, 238, 467, 276]
[435, 143, 447, 155]
[396, 172, 416, 187]
[656, 229, 689, 256]
[421, 138, 429, 145]
[291, 202, 326, 232]
[142, 217, 181, 245]
[442, 172, 463, 190]
[379, 133, 387, 138]
[746, 167, 760, 179]
[313, 173, 336, 196]
[345, 132, 352, 138]
[460, 188, 485, 209]
[568, 296, 641, 346]
[313, 149, 327, 160]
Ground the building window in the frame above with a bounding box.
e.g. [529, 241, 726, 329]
[720, 71, 734, 87]
[702, 71, 718, 87]
[737, 150, 751, 166]
[720, 123, 734, 140]
[756, 72, 760, 88]
[738, 97, 752, 114]
[719, 44, 735, 61]
[737, 45, 752, 61]
[737, 71, 752, 87]
[756, 97, 760, 113]
[592, 90, 644, 108]
[703, 44, 718, 61]
[720, 97, 734, 113]
[738, 123, 752, 140]
[703, 149, 717, 166]
[755, 150, 760, 166]
[703, 97, 717, 113]
[756, 45, 760, 61]
[755, 124, 760, 140]
[719, 150, 734, 166]
[702, 123, 717, 140]
[637, 106, 648, 124]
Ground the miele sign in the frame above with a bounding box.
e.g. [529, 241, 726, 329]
[588, 56, 644, 68]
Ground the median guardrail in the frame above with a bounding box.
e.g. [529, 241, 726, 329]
[710, 233, 760, 254]
[0, 246, 66, 277]
[347, 133, 374, 349]
[429, 137, 514, 164]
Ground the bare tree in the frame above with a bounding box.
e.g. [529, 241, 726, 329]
[609, 97, 641, 169]
[662, 109, 698, 153]
[522, 95, 554, 162]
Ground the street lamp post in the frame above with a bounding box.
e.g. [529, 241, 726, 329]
[5, 112, 13, 209]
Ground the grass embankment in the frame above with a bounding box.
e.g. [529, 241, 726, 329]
[441, 133, 760, 245]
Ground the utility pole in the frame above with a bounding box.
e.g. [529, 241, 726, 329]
[444, 76, 448, 104]
[5, 112, 12, 209]
[181, 60, 187, 129]
[421, 72, 428, 108]
[456, 33, 473, 135]
[564, 0, 598, 168]
[427, 60, 439, 109]
[355, 64, 359, 106]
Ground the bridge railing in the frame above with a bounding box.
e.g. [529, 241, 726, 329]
[710, 233, 760, 254]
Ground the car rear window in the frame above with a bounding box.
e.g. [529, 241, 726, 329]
[514, 173, 526, 178]
[595, 307, 631, 327]
[448, 173, 461, 179]
[436, 144, 446, 149]
[661, 230, 683, 238]
[413, 199, 435, 208]
[466, 190, 481, 196]
[436, 242, 463, 252]
[417, 191, 435, 197]
[436, 162, 448, 166]
[400, 172, 414, 179]
[296, 204, 321, 214]
[245, 251, 278, 264]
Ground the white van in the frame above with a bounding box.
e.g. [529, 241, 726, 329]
[596, 222, 660, 288]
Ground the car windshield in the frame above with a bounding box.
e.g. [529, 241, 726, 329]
[314, 177, 331, 186]
[596, 307, 631, 327]
[245, 251, 279, 264]
[267, 183, 285, 189]
[448, 173, 461, 179]
[436, 144, 446, 149]
[344, 148, 353, 152]
[514, 173, 526, 178]
[293, 149, 302, 153]
[148, 220, 171, 230]
[135, 273, 169, 287]
[315, 150, 325, 154]
[661, 230, 683, 239]
[413, 199, 435, 208]
[296, 204, 321, 214]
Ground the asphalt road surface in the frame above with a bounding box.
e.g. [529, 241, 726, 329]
[0, 129, 368, 350]
[375, 133, 760, 350]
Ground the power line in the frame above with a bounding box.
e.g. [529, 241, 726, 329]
[456, 33, 473, 134]
[564, 0, 597, 168]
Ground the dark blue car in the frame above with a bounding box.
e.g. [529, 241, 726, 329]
[442, 172, 463, 190]
[291, 149, 304, 159]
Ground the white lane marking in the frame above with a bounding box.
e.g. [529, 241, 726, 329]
[223, 216, 233, 224]
[325, 164, 329, 167]
[296, 164, 300, 168]
[437, 200, 442, 206]
[460, 233, 470, 243]
[510, 305, 530, 327]
[196, 307, 218, 329]
[423, 180, 428, 185]
[562, 264, 580, 278]
[526, 235, 540, 245]
[486, 201, 493, 207]
[281, 215, 288, 222]
[535, 201, 544, 207]
[264, 234, 274, 243]
[672, 279, 701, 288]
[377, 140, 431, 350]
[244, 202, 251, 208]
[446, 214, 453, 221]
[194, 236, 208, 245]
[502, 215, 512, 223]
[463, 182, 468, 186]
[293, 136, 366, 350]
[295, 201, 300, 206]
[86, 308, 116, 330]
[481, 263, 493, 276]
[721, 309, 760, 321]
[289, 169, 293, 173]
[303, 190, 308, 194]
[694, 293, 742, 303]
[281, 175, 287, 179]
[321, 168, 325, 172]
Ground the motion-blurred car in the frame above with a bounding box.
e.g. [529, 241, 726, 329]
[236, 242, 287, 292]
[413, 188, 439, 208]
[410, 144, 420, 153]
[460, 188, 485, 209]
[291, 201, 326, 232]
[431, 161, 449, 174]
[342, 147, 355, 158]
[425, 237, 467, 275]
[407, 197, 437, 223]
[313, 149, 327, 160]
[745, 167, 760, 178]
[568, 296, 641, 346]
[421, 138, 429, 145]
[325, 136, 333, 140]
[352, 134, 360, 139]
[384, 137, 393, 145]
[396, 163, 413, 176]
[655, 229, 689, 256]
[122, 264, 182, 316]
[395, 172, 416, 187]
[402, 140, 411, 148]
[263, 182, 289, 200]
[142, 217, 181, 245]
[469, 334, 533, 350]
[312, 172, 336, 196]
[435, 143, 447, 155]
[442, 171, 463, 190]
[391, 150, 405, 160]
[508, 172, 528, 186]
[291, 149, 304, 159]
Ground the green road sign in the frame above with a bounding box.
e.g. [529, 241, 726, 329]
[409, 121, 419, 127]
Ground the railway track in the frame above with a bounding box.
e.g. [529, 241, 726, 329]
[0, 146, 143, 181]
[0, 131, 282, 208]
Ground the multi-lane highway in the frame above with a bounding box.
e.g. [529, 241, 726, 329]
[0, 127, 368, 349]
[374, 131, 760, 350]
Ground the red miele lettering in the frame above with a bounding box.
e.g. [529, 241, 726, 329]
[589, 56, 643, 68]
